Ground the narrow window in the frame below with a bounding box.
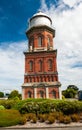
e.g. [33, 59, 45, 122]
[52, 90, 56, 98]
[38, 36, 42, 47]
[48, 59, 52, 70]
[39, 91, 44, 98]
[29, 38, 34, 51]
[29, 61, 33, 71]
[31, 38, 34, 47]
[48, 37, 50, 46]
[28, 91, 32, 98]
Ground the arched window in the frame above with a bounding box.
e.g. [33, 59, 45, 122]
[29, 61, 33, 71]
[28, 91, 32, 98]
[30, 38, 34, 45]
[48, 59, 52, 70]
[48, 37, 50, 46]
[29, 37, 34, 51]
[51, 90, 56, 98]
[38, 36, 42, 47]
[39, 91, 44, 98]
[39, 60, 42, 71]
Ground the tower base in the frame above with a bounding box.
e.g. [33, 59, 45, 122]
[22, 81, 61, 99]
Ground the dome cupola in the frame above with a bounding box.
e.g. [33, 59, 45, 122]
[28, 11, 52, 29]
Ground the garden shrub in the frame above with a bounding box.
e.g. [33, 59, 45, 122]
[0, 105, 5, 110]
[38, 114, 47, 122]
[56, 100, 81, 115]
[38, 103, 50, 114]
[77, 102, 82, 113]
[31, 115, 37, 123]
[55, 112, 63, 120]
[63, 116, 71, 124]
[59, 115, 71, 124]
[0, 109, 23, 127]
[19, 116, 27, 125]
[58, 114, 65, 123]
[0, 100, 19, 109]
[24, 113, 36, 121]
[71, 114, 80, 122]
[47, 115, 55, 124]
[19, 102, 39, 114]
[23, 114, 30, 121]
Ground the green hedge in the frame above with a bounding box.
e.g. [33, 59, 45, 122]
[14, 99, 82, 115]
[1, 99, 82, 115]
[0, 99, 19, 109]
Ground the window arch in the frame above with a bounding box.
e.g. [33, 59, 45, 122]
[28, 91, 32, 98]
[38, 36, 42, 47]
[29, 61, 33, 71]
[48, 59, 52, 70]
[39, 60, 42, 71]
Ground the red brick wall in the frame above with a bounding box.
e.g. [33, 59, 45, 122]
[25, 52, 57, 72]
[24, 51, 58, 83]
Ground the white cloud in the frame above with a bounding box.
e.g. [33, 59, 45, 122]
[40, 0, 48, 12]
[41, 0, 82, 90]
[0, 41, 27, 92]
[63, 0, 82, 7]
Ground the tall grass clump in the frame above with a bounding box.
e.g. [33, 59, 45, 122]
[0, 109, 26, 127]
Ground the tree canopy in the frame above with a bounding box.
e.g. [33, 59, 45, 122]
[0, 92, 4, 97]
[67, 85, 79, 91]
[8, 90, 21, 99]
[62, 85, 79, 98]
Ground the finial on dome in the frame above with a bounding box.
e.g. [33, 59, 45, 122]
[38, 9, 43, 13]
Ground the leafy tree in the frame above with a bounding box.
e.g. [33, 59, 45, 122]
[8, 90, 21, 99]
[62, 85, 79, 98]
[67, 85, 79, 91]
[0, 92, 4, 97]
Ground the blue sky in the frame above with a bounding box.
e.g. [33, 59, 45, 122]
[0, 0, 82, 93]
[0, 0, 41, 42]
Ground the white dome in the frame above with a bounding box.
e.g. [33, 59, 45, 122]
[29, 11, 52, 29]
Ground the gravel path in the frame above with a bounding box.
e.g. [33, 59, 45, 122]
[5, 121, 82, 129]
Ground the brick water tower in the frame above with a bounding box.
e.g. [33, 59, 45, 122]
[22, 11, 61, 99]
